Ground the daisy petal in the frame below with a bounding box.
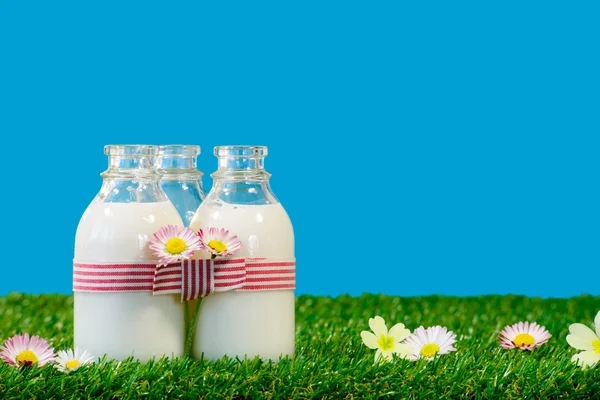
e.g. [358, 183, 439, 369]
[415, 327, 428, 345]
[595, 310, 600, 337]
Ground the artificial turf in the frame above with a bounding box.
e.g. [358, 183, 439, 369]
[0, 292, 598, 399]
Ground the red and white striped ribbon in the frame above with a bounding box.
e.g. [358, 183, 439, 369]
[236, 259, 297, 292]
[73, 258, 296, 301]
[73, 262, 159, 292]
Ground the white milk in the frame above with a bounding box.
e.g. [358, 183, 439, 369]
[74, 201, 185, 362]
[189, 200, 295, 361]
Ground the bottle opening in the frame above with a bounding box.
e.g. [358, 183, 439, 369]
[104, 145, 156, 157]
[214, 146, 267, 158]
[158, 145, 201, 157]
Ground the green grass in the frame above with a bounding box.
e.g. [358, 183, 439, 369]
[0, 293, 599, 399]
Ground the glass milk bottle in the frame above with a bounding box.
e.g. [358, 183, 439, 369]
[74, 145, 185, 362]
[156, 145, 206, 227]
[189, 145, 295, 361]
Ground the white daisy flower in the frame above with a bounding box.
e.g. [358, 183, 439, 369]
[0, 333, 55, 367]
[197, 227, 242, 258]
[360, 316, 412, 363]
[149, 225, 202, 266]
[566, 310, 600, 368]
[498, 321, 551, 351]
[54, 347, 95, 373]
[403, 325, 457, 361]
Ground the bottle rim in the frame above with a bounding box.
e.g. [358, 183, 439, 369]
[104, 144, 156, 157]
[157, 144, 201, 157]
[214, 145, 267, 158]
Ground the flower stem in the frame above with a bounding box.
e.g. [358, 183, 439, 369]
[183, 255, 215, 358]
[184, 297, 203, 358]
[184, 301, 189, 331]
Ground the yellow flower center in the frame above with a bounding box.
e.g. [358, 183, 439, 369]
[16, 350, 38, 366]
[66, 359, 81, 370]
[593, 339, 600, 355]
[420, 343, 440, 358]
[208, 239, 227, 253]
[377, 334, 395, 351]
[513, 333, 535, 347]
[165, 238, 186, 255]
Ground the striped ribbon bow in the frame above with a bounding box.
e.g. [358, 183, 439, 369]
[73, 258, 296, 302]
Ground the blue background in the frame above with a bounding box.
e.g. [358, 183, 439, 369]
[0, 1, 598, 298]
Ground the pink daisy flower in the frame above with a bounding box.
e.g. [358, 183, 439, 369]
[498, 321, 551, 351]
[149, 225, 202, 266]
[197, 227, 242, 258]
[0, 333, 55, 367]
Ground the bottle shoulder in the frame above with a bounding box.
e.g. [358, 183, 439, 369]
[190, 201, 294, 258]
[190, 201, 293, 233]
[76, 201, 182, 234]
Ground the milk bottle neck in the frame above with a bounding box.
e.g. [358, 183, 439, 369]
[208, 179, 278, 205]
[101, 145, 158, 180]
[156, 145, 204, 182]
[97, 145, 168, 203]
[208, 145, 279, 205]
